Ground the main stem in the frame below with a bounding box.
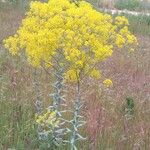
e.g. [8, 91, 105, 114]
[52, 68, 64, 115]
[70, 80, 81, 150]
[50, 66, 69, 146]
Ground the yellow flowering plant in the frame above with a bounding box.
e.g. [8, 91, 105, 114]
[3, 0, 138, 149]
[35, 110, 59, 131]
[3, 0, 137, 81]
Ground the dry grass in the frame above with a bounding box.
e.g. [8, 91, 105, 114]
[84, 35, 150, 149]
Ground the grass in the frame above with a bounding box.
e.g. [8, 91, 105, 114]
[115, 0, 150, 12]
[107, 12, 150, 36]
[115, 0, 140, 11]
[0, 3, 150, 150]
[125, 14, 150, 36]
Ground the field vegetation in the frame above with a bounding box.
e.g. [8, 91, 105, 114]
[0, 0, 150, 150]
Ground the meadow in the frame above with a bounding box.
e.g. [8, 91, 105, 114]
[0, 1, 150, 150]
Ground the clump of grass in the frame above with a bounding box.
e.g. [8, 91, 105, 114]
[125, 97, 135, 117]
[115, 0, 140, 11]
[126, 14, 150, 36]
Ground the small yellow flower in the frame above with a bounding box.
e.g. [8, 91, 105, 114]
[129, 48, 135, 52]
[35, 110, 59, 131]
[103, 79, 113, 87]
[64, 69, 78, 82]
[90, 69, 101, 79]
[75, 60, 83, 68]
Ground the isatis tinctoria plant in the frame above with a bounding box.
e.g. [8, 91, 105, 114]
[3, 0, 137, 149]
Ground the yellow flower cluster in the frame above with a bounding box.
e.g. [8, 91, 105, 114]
[103, 79, 113, 87]
[115, 26, 138, 48]
[115, 16, 129, 26]
[35, 110, 59, 130]
[90, 69, 101, 79]
[64, 69, 79, 82]
[3, 0, 137, 81]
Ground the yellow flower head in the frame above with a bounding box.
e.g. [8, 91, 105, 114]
[35, 110, 59, 130]
[90, 69, 101, 79]
[64, 69, 79, 82]
[103, 79, 113, 87]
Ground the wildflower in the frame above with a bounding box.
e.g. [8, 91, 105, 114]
[64, 69, 79, 82]
[35, 110, 59, 131]
[103, 79, 113, 87]
[115, 16, 129, 26]
[90, 69, 101, 79]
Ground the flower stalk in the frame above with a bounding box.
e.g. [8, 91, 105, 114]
[70, 80, 86, 150]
